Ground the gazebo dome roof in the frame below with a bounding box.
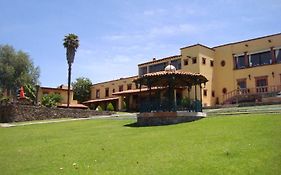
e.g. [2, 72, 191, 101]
[134, 70, 208, 87]
[164, 64, 176, 72]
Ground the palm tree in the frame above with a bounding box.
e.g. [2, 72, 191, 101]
[63, 33, 79, 108]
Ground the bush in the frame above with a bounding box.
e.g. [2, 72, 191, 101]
[106, 102, 115, 111]
[123, 101, 127, 110]
[42, 94, 62, 108]
[23, 84, 37, 103]
[181, 97, 191, 107]
[96, 105, 103, 112]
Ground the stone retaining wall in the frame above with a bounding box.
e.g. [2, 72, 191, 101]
[137, 111, 205, 126]
[0, 104, 113, 123]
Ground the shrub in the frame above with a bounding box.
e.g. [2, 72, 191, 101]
[123, 101, 127, 110]
[181, 97, 191, 107]
[96, 105, 103, 112]
[23, 84, 36, 103]
[106, 102, 115, 111]
[42, 94, 62, 108]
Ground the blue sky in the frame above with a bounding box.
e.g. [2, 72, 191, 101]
[1, 0, 281, 87]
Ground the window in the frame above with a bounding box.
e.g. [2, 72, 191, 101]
[171, 59, 182, 69]
[202, 57, 206, 65]
[112, 89, 115, 93]
[105, 88, 109, 97]
[127, 84, 132, 90]
[96, 89, 100, 98]
[210, 60, 214, 67]
[222, 88, 227, 94]
[255, 76, 268, 93]
[184, 59, 188, 65]
[192, 57, 197, 64]
[149, 62, 166, 73]
[235, 55, 246, 69]
[211, 91, 215, 97]
[221, 60, 226, 67]
[250, 51, 271, 67]
[237, 79, 247, 89]
[275, 49, 281, 63]
[119, 85, 123, 92]
[139, 66, 148, 76]
[203, 89, 207, 96]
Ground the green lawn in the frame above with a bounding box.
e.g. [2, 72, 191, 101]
[0, 114, 281, 175]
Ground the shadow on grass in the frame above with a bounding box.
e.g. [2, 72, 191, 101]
[124, 122, 140, 127]
[124, 118, 203, 128]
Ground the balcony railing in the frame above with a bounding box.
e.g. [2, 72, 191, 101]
[139, 99, 202, 113]
[223, 85, 281, 104]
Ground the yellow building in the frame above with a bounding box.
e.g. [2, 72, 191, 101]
[85, 33, 281, 111]
[83, 76, 138, 111]
[38, 85, 88, 109]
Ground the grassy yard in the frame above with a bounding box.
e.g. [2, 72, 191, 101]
[0, 114, 281, 175]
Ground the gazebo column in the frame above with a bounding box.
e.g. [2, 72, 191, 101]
[199, 84, 203, 112]
[148, 81, 152, 112]
[194, 84, 198, 112]
[194, 84, 197, 100]
[174, 89, 177, 110]
[168, 76, 176, 112]
[187, 86, 191, 112]
[139, 82, 142, 112]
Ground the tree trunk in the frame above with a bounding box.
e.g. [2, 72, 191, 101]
[67, 63, 72, 108]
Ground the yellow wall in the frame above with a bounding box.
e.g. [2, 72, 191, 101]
[198, 47, 215, 106]
[38, 87, 77, 105]
[91, 76, 138, 100]
[213, 34, 281, 104]
[89, 33, 281, 107]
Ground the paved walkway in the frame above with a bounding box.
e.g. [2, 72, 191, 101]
[0, 113, 137, 128]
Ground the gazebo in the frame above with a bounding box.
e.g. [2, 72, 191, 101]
[133, 65, 208, 126]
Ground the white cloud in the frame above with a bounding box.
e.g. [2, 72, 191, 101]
[112, 55, 131, 63]
[143, 9, 166, 16]
[149, 24, 198, 37]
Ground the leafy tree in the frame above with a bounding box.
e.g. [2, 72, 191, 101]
[72, 77, 92, 103]
[63, 34, 79, 108]
[23, 84, 38, 104]
[41, 94, 62, 108]
[106, 102, 115, 111]
[0, 45, 40, 98]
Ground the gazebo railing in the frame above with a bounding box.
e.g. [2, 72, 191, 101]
[139, 99, 202, 113]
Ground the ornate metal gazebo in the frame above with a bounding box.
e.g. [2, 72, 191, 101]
[133, 65, 208, 126]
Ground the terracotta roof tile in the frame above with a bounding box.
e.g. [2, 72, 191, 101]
[83, 97, 119, 104]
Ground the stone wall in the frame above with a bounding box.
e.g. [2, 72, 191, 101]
[0, 104, 113, 123]
[137, 111, 205, 126]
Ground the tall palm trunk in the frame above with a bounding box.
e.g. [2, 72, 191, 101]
[63, 33, 79, 108]
[67, 63, 71, 108]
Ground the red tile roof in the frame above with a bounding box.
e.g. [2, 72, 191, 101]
[112, 87, 165, 96]
[83, 97, 119, 104]
[57, 104, 88, 109]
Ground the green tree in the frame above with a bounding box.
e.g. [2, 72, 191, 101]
[41, 93, 62, 108]
[72, 77, 92, 103]
[106, 102, 115, 111]
[0, 45, 40, 98]
[23, 84, 37, 104]
[63, 34, 79, 108]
